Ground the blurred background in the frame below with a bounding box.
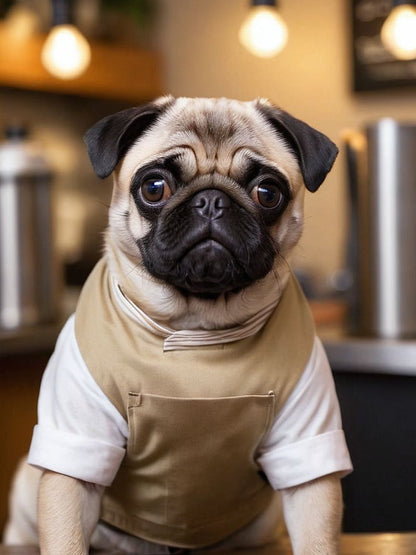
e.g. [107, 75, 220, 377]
[0, 0, 415, 542]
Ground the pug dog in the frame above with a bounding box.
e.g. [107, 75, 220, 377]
[11, 97, 352, 554]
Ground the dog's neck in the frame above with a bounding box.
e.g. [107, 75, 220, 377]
[105, 237, 290, 331]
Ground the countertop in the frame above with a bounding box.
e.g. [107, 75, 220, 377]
[0, 321, 63, 357]
[0, 288, 78, 357]
[321, 327, 416, 376]
[312, 300, 416, 376]
[1, 533, 416, 554]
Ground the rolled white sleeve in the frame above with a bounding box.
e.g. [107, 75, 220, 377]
[28, 315, 127, 487]
[257, 337, 353, 490]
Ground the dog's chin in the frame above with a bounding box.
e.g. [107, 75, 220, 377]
[142, 238, 274, 301]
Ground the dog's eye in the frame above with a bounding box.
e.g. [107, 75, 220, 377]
[252, 182, 284, 209]
[141, 178, 171, 203]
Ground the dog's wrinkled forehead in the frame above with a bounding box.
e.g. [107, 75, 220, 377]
[118, 97, 297, 187]
[84, 96, 338, 193]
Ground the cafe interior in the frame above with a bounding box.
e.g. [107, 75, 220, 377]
[0, 0, 415, 553]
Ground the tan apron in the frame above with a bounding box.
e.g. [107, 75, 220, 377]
[75, 258, 315, 548]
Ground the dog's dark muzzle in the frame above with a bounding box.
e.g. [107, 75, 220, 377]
[139, 188, 276, 298]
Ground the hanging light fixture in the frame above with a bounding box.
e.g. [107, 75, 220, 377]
[239, 0, 288, 58]
[41, 0, 91, 80]
[381, 0, 416, 60]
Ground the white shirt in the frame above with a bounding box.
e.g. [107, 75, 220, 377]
[28, 314, 352, 489]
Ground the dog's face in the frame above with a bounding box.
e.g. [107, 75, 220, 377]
[84, 97, 337, 329]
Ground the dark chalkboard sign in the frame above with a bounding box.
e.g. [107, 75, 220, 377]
[352, 0, 416, 91]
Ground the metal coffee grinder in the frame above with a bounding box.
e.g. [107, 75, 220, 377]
[0, 125, 59, 330]
[345, 119, 416, 339]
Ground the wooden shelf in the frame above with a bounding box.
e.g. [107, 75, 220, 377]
[0, 23, 163, 102]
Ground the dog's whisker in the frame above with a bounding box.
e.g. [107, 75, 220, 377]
[96, 199, 112, 210]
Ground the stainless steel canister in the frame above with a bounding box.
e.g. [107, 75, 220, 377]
[0, 125, 58, 329]
[346, 119, 416, 339]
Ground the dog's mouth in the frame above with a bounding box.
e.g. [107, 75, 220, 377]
[175, 239, 238, 297]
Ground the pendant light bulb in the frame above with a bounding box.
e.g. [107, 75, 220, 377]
[239, 1, 288, 58]
[41, 23, 91, 79]
[381, 3, 416, 60]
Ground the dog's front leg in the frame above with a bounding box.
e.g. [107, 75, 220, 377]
[38, 470, 103, 555]
[281, 473, 343, 555]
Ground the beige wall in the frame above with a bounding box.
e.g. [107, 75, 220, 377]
[155, 0, 416, 287]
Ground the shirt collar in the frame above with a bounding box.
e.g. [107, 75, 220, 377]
[111, 277, 279, 352]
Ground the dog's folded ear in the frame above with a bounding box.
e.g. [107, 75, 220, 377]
[256, 102, 338, 192]
[84, 98, 173, 179]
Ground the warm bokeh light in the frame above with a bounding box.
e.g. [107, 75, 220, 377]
[239, 5, 288, 58]
[41, 24, 91, 79]
[381, 4, 416, 60]
[3, 4, 40, 40]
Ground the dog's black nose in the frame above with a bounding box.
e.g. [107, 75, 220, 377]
[191, 189, 231, 220]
